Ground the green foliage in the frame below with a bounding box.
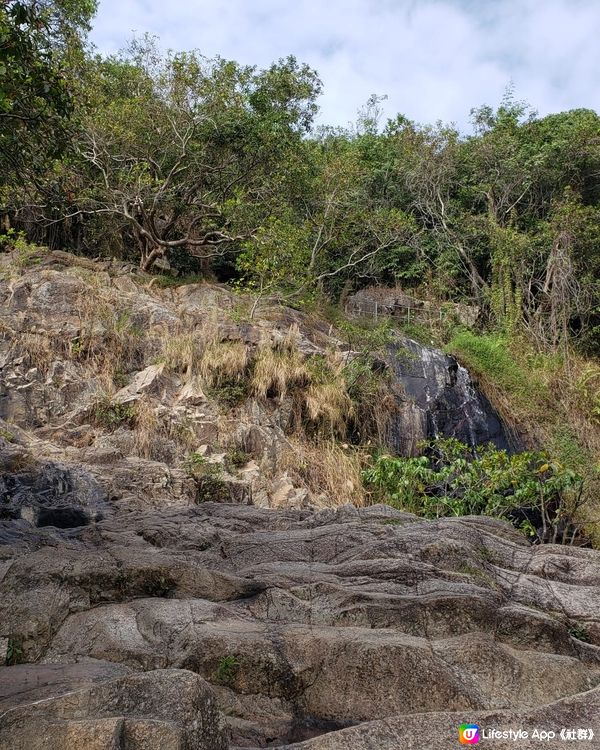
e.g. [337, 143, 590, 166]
[64, 40, 322, 269]
[186, 456, 231, 503]
[185, 452, 208, 469]
[210, 381, 248, 407]
[226, 448, 251, 470]
[0, 0, 95, 186]
[0, 230, 46, 266]
[447, 330, 550, 411]
[568, 623, 591, 643]
[363, 438, 584, 544]
[6, 637, 23, 665]
[0, 427, 15, 442]
[92, 398, 136, 429]
[214, 655, 240, 685]
[576, 365, 600, 425]
[236, 212, 312, 308]
[336, 317, 396, 351]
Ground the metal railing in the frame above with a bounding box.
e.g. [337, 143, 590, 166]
[345, 298, 447, 324]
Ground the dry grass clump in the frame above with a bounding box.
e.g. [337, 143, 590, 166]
[279, 438, 367, 507]
[304, 380, 353, 437]
[199, 340, 249, 388]
[303, 354, 353, 438]
[162, 332, 202, 381]
[5, 331, 59, 375]
[131, 396, 161, 460]
[251, 329, 310, 400]
[159, 311, 221, 384]
[73, 292, 147, 384]
[251, 330, 374, 440]
[344, 357, 399, 448]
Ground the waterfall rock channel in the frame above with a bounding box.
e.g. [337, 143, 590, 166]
[386, 337, 512, 455]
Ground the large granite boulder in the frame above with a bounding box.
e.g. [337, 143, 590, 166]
[1, 501, 599, 747]
[0, 667, 228, 750]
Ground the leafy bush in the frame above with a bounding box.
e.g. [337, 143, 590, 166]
[363, 438, 586, 544]
[92, 398, 136, 429]
[185, 456, 231, 503]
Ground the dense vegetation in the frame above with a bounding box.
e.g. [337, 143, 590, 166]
[1, 1, 599, 541]
[364, 438, 586, 544]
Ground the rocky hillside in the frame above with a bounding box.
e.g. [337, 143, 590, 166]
[1, 253, 599, 749]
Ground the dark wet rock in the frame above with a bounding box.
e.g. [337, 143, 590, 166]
[387, 337, 514, 454]
[0, 448, 110, 528]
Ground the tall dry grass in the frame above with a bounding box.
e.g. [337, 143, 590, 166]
[279, 437, 367, 507]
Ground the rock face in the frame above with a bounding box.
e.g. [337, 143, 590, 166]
[387, 338, 512, 454]
[0, 667, 228, 750]
[1, 497, 600, 747]
[281, 688, 600, 749]
[1, 255, 599, 749]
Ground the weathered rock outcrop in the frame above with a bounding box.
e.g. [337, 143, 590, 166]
[1, 496, 600, 747]
[281, 687, 600, 749]
[387, 337, 514, 454]
[1, 255, 599, 748]
[0, 667, 228, 750]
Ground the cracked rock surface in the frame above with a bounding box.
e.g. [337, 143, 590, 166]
[1, 500, 600, 747]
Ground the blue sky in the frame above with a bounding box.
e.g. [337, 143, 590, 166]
[89, 0, 600, 130]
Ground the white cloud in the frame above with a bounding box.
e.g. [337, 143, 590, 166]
[89, 0, 600, 130]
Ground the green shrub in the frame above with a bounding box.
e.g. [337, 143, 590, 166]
[186, 456, 231, 503]
[214, 655, 240, 685]
[1, 230, 46, 267]
[209, 380, 248, 407]
[363, 438, 586, 544]
[92, 398, 136, 429]
[226, 448, 251, 470]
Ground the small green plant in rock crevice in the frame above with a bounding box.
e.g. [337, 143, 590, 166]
[92, 398, 137, 429]
[214, 655, 241, 685]
[185, 455, 231, 503]
[185, 452, 208, 471]
[226, 448, 252, 471]
[1, 230, 46, 268]
[6, 638, 23, 665]
[0, 427, 15, 442]
[568, 623, 591, 643]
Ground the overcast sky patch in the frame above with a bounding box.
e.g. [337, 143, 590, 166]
[89, 0, 600, 130]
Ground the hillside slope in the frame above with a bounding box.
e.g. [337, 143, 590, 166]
[1, 253, 600, 748]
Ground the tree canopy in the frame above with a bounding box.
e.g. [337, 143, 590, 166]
[1, 4, 599, 355]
